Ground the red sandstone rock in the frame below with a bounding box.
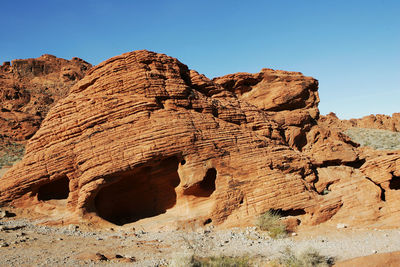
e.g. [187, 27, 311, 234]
[213, 69, 319, 112]
[302, 125, 360, 166]
[0, 50, 398, 230]
[320, 112, 400, 132]
[0, 54, 91, 142]
[334, 251, 400, 267]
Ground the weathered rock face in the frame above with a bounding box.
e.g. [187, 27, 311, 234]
[213, 69, 319, 112]
[0, 50, 399, 230]
[320, 112, 400, 132]
[0, 54, 91, 142]
[335, 251, 400, 267]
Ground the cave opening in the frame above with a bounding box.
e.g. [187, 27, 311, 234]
[203, 218, 212, 225]
[269, 208, 306, 217]
[94, 157, 181, 226]
[37, 176, 70, 201]
[389, 175, 400, 190]
[183, 168, 217, 197]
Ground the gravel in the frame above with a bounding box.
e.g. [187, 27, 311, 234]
[1, 215, 400, 266]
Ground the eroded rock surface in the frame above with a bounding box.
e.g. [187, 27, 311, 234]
[334, 251, 400, 267]
[320, 112, 400, 132]
[0, 54, 91, 142]
[0, 50, 399, 230]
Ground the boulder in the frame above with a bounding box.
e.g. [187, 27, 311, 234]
[334, 251, 400, 267]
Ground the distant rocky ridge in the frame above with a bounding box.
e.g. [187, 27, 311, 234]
[320, 112, 400, 132]
[0, 50, 399, 231]
[0, 54, 91, 143]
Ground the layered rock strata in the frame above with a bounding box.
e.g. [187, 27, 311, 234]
[0, 50, 399, 230]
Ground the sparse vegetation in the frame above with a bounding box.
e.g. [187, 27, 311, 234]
[321, 189, 330, 195]
[170, 255, 251, 267]
[256, 210, 287, 238]
[270, 247, 334, 267]
[0, 141, 25, 169]
[345, 128, 400, 150]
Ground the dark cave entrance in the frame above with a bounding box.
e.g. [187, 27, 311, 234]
[37, 176, 70, 201]
[94, 157, 181, 226]
[183, 168, 217, 197]
[269, 208, 306, 217]
[389, 175, 400, 190]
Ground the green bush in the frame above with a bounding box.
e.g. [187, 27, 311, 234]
[271, 247, 334, 267]
[256, 210, 287, 238]
[170, 255, 251, 267]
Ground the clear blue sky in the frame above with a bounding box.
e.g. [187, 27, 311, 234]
[1, 0, 399, 119]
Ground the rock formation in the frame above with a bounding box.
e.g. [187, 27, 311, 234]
[335, 251, 400, 267]
[0, 55, 91, 143]
[0, 50, 399, 230]
[320, 112, 400, 132]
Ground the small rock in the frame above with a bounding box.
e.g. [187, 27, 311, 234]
[291, 232, 297, 236]
[68, 225, 79, 232]
[0, 242, 9, 247]
[96, 253, 108, 261]
[126, 256, 136, 262]
[75, 252, 108, 261]
[0, 210, 15, 218]
[336, 223, 348, 229]
[372, 250, 378, 254]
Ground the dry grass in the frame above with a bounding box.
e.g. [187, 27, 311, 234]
[170, 255, 251, 267]
[256, 210, 287, 238]
[345, 128, 400, 150]
[270, 247, 334, 267]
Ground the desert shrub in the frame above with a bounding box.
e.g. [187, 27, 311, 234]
[256, 210, 287, 238]
[170, 255, 251, 267]
[271, 247, 334, 267]
[321, 189, 330, 195]
[345, 128, 400, 150]
[0, 141, 25, 168]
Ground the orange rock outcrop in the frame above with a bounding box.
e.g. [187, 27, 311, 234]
[0, 54, 91, 142]
[0, 50, 399, 230]
[334, 251, 400, 267]
[320, 112, 400, 132]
